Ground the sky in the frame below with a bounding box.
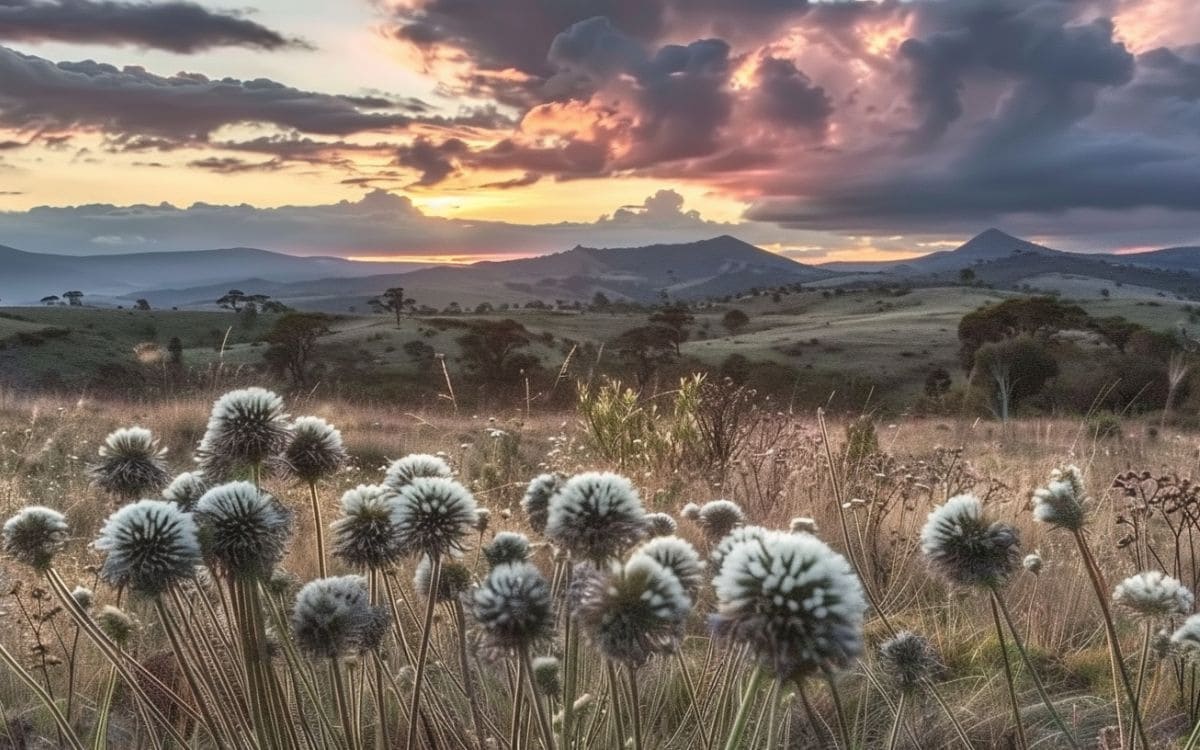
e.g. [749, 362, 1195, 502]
[0, 0, 1199, 263]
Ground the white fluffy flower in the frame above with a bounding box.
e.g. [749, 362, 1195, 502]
[636, 536, 705, 595]
[383, 454, 452, 492]
[3, 506, 69, 571]
[281, 416, 347, 483]
[546, 472, 646, 563]
[472, 561, 554, 654]
[521, 473, 565, 534]
[162, 471, 209, 512]
[89, 427, 170, 498]
[1023, 552, 1043, 575]
[921, 494, 1020, 588]
[95, 500, 201, 597]
[710, 525, 770, 574]
[1114, 571, 1194, 621]
[291, 575, 388, 658]
[1032, 466, 1088, 531]
[194, 481, 293, 579]
[878, 631, 940, 691]
[393, 477, 477, 556]
[696, 500, 745, 541]
[330, 484, 402, 569]
[196, 388, 290, 479]
[1171, 614, 1200, 657]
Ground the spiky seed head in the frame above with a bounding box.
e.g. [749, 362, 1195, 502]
[473, 508, 492, 533]
[330, 485, 402, 569]
[267, 569, 299, 598]
[879, 631, 940, 691]
[71, 586, 94, 610]
[710, 525, 770, 574]
[89, 427, 170, 499]
[644, 512, 677, 538]
[521, 473, 565, 534]
[414, 555, 473, 602]
[546, 472, 646, 563]
[920, 494, 1020, 589]
[95, 500, 202, 598]
[696, 500, 745, 541]
[196, 388, 290, 479]
[383, 454, 452, 492]
[97, 605, 135, 645]
[1114, 571, 1194, 621]
[636, 536, 705, 596]
[3, 506, 69, 571]
[1171, 614, 1200, 658]
[393, 477, 477, 557]
[711, 530, 866, 681]
[681, 502, 701, 522]
[281, 417, 347, 484]
[194, 481, 294, 580]
[485, 532, 531, 568]
[291, 575, 389, 659]
[572, 553, 691, 666]
[531, 656, 561, 697]
[162, 471, 209, 512]
[472, 561, 554, 655]
[790, 517, 818, 534]
[1032, 465, 1088, 531]
[1023, 552, 1043, 575]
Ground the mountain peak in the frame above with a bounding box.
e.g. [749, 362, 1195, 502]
[955, 228, 1055, 259]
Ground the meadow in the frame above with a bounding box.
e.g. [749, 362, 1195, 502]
[0, 380, 1199, 749]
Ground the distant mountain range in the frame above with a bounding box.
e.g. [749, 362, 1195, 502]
[1, 229, 1197, 310]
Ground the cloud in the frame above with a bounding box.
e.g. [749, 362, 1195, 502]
[187, 156, 286, 173]
[392, 137, 467, 186]
[751, 57, 832, 133]
[0, 0, 309, 52]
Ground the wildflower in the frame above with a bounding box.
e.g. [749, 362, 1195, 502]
[712, 530, 866, 681]
[472, 562, 554, 654]
[473, 508, 492, 533]
[532, 656, 561, 697]
[71, 586, 94, 610]
[644, 512, 677, 537]
[383, 454, 452, 492]
[95, 500, 202, 597]
[196, 388, 290, 479]
[1023, 552, 1043, 575]
[291, 575, 388, 659]
[194, 481, 294, 580]
[485, 532, 531, 567]
[330, 485, 402, 569]
[1032, 466, 1088, 531]
[3, 506, 69, 571]
[1114, 571, 1194, 621]
[636, 536, 705, 596]
[162, 471, 209, 512]
[878, 631, 941, 692]
[545, 472, 646, 563]
[281, 417, 346, 484]
[573, 553, 691, 666]
[681, 503, 701, 522]
[393, 477, 478, 557]
[711, 525, 770, 574]
[790, 517, 818, 534]
[1171, 614, 1200, 657]
[696, 500, 744, 541]
[414, 555, 473, 602]
[97, 605, 135, 645]
[921, 494, 1020, 588]
[521, 473, 565, 534]
[89, 427, 170, 498]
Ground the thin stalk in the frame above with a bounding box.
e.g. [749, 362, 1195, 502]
[920, 678, 975, 749]
[92, 666, 118, 750]
[886, 692, 907, 750]
[520, 645, 558, 750]
[1133, 622, 1152, 750]
[626, 666, 643, 750]
[153, 598, 232, 749]
[511, 654, 527, 750]
[369, 573, 390, 750]
[0, 640, 85, 750]
[673, 649, 711, 750]
[309, 481, 329, 578]
[606, 661, 627, 748]
[989, 594, 1028, 750]
[722, 663, 764, 750]
[560, 577, 580, 750]
[1183, 712, 1200, 750]
[331, 657, 359, 750]
[822, 667, 852, 750]
[406, 554, 442, 750]
[454, 601, 488, 750]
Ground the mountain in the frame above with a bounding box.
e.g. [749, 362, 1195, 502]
[0, 245, 427, 304]
[1115, 246, 1200, 274]
[821, 228, 1065, 274]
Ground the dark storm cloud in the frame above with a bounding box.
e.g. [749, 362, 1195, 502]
[467, 137, 609, 177]
[188, 156, 285, 173]
[0, 0, 308, 52]
[751, 57, 832, 133]
[392, 137, 467, 187]
[479, 171, 540, 189]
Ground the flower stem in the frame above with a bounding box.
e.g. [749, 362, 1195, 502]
[0, 639, 85, 750]
[989, 593, 1028, 750]
[406, 554, 442, 750]
[309, 481, 328, 578]
[886, 691, 907, 750]
[722, 663, 763, 750]
[822, 667, 852, 750]
[521, 645, 558, 750]
[626, 665, 643, 750]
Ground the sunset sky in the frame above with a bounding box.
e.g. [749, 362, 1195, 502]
[1, 0, 1199, 263]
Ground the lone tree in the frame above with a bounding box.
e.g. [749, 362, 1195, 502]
[263, 312, 332, 386]
[368, 287, 414, 327]
[611, 324, 678, 387]
[62, 290, 83, 306]
[972, 337, 1058, 421]
[456, 319, 539, 383]
[648, 302, 694, 354]
[40, 295, 59, 306]
[722, 308, 749, 335]
[134, 299, 151, 311]
[217, 289, 269, 312]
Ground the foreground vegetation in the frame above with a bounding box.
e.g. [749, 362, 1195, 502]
[2, 381, 1200, 748]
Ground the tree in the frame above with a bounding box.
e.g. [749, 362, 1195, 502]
[959, 268, 976, 285]
[591, 292, 611, 311]
[957, 296, 1088, 369]
[40, 295, 59, 306]
[924, 367, 952, 399]
[611, 325, 677, 387]
[368, 287, 414, 327]
[722, 308, 749, 335]
[167, 336, 184, 366]
[134, 299, 151, 311]
[263, 312, 332, 385]
[62, 290, 83, 306]
[217, 289, 269, 312]
[456, 319, 539, 383]
[648, 303, 694, 354]
[972, 337, 1058, 421]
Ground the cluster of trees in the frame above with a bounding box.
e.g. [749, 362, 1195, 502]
[39, 291, 84, 306]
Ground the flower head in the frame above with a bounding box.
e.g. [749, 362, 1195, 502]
[472, 561, 554, 654]
[97, 606, 136, 645]
[531, 656, 561, 697]
[162, 471, 209, 512]
[681, 503, 701, 521]
[710, 525, 769, 574]
[89, 427, 170, 499]
[521, 473, 565, 535]
[1032, 465, 1089, 531]
[194, 481, 294, 580]
[393, 477, 477, 557]
[878, 631, 941, 692]
[711, 530, 866, 681]
[281, 417, 346, 484]
[644, 512, 677, 537]
[291, 575, 389, 659]
[636, 536, 705, 596]
[546, 472, 646, 563]
[196, 388, 290, 479]
[1171, 614, 1200, 657]
[920, 494, 1020, 588]
[473, 508, 492, 534]
[3, 506, 69, 571]
[696, 500, 744, 541]
[1114, 571, 1194, 621]
[383, 454, 452, 492]
[414, 555, 473, 602]
[95, 500, 202, 597]
[790, 517, 818, 534]
[1023, 552, 1043, 575]
[572, 553, 691, 666]
[330, 485, 402, 569]
[71, 586, 94, 610]
[485, 532, 531, 567]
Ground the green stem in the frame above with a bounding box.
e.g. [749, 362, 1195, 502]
[626, 665, 643, 750]
[309, 481, 328, 578]
[722, 663, 764, 750]
[521, 645, 558, 750]
[989, 594, 1028, 750]
[1133, 621, 1152, 750]
[0, 640, 85, 750]
[331, 657, 359, 750]
[606, 660, 627, 747]
[674, 649, 711, 750]
[92, 666, 117, 750]
[153, 598, 231, 749]
[823, 667, 852, 750]
[406, 554, 442, 750]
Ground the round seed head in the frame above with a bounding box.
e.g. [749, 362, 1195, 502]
[393, 477, 478, 557]
[1023, 552, 1043, 575]
[1114, 571, 1194, 621]
[330, 484, 402, 569]
[521, 473, 565, 534]
[1032, 465, 1088, 531]
[485, 531, 531, 567]
[3, 506, 69, 571]
[878, 631, 941, 692]
[636, 536, 705, 596]
[281, 417, 346, 484]
[790, 517, 818, 534]
[710, 525, 769, 574]
[681, 502, 701, 522]
[572, 553, 691, 666]
[383, 454, 452, 492]
[920, 494, 1020, 588]
[1171, 614, 1200, 658]
[531, 656, 561, 697]
[71, 586, 94, 610]
[89, 427, 170, 499]
[712, 530, 866, 681]
[97, 605, 136, 645]
[194, 481, 294, 580]
[644, 512, 677, 538]
[696, 500, 744, 541]
[95, 500, 202, 597]
[196, 388, 290, 479]
[414, 555, 473, 602]
[162, 471, 209, 512]
[472, 561, 554, 654]
[291, 575, 389, 659]
[546, 472, 646, 563]
[473, 508, 492, 534]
